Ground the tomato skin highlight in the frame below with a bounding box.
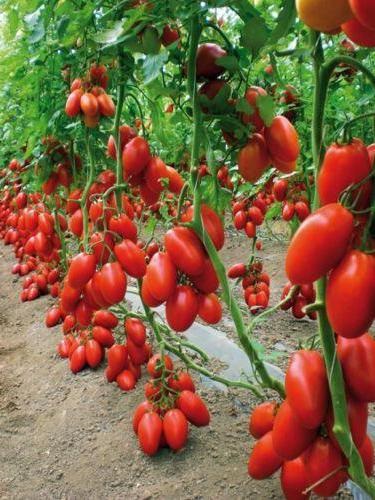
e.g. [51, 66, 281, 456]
[248, 431, 283, 479]
[285, 350, 329, 429]
[285, 203, 354, 284]
[337, 333, 375, 402]
[326, 250, 375, 339]
[137, 412, 163, 456]
[163, 409, 189, 451]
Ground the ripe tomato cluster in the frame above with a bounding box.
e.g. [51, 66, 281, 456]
[141, 204, 224, 331]
[65, 63, 115, 127]
[280, 282, 317, 320]
[134, 354, 210, 456]
[272, 178, 311, 222]
[296, 0, 375, 48]
[228, 261, 270, 313]
[248, 349, 374, 497]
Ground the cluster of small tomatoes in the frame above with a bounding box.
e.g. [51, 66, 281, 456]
[248, 349, 374, 497]
[296, 0, 375, 48]
[280, 282, 317, 321]
[134, 353, 210, 455]
[272, 178, 311, 222]
[65, 63, 115, 128]
[228, 261, 270, 313]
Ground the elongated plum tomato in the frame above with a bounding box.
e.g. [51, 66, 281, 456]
[98, 262, 127, 305]
[181, 204, 225, 251]
[248, 431, 283, 479]
[272, 401, 317, 460]
[265, 116, 300, 163]
[125, 318, 146, 347]
[132, 400, 154, 433]
[137, 412, 163, 456]
[65, 89, 83, 117]
[242, 86, 267, 131]
[296, 0, 352, 32]
[342, 17, 375, 48]
[249, 401, 278, 439]
[107, 125, 137, 160]
[305, 437, 346, 497]
[164, 226, 206, 276]
[281, 456, 310, 500]
[97, 93, 115, 117]
[326, 395, 368, 449]
[114, 239, 146, 278]
[285, 203, 354, 284]
[337, 333, 375, 402]
[349, 0, 375, 30]
[163, 409, 189, 451]
[190, 257, 219, 294]
[318, 139, 372, 208]
[238, 134, 270, 183]
[122, 137, 151, 178]
[144, 156, 168, 194]
[196, 43, 227, 79]
[67, 252, 97, 289]
[198, 293, 222, 324]
[166, 285, 199, 332]
[85, 339, 103, 368]
[80, 92, 99, 117]
[144, 251, 177, 302]
[326, 250, 375, 338]
[176, 390, 210, 427]
[359, 436, 375, 477]
[285, 350, 329, 429]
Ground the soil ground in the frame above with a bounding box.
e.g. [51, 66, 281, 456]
[0, 226, 354, 499]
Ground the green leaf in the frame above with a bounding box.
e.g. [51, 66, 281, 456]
[93, 20, 124, 44]
[143, 52, 168, 85]
[268, 0, 296, 46]
[216, 55, 239, 72]
[235, 97, 253, 114]
[240, 16, 269, 57]
[257, 95, 275, 127]
[265, 201, 281, 221]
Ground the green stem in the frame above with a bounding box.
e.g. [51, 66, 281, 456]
[310, 30, 375, 497]
[114, 50, 127, 210]
[81, 127, 95, 251]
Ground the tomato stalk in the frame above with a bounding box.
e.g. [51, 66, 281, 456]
[53, 208, 68, 272]
[310, 31, 375, 497]
[81, 127, 96, 251]
[114, 50, 127, 210]
[186, 10, 285, 398]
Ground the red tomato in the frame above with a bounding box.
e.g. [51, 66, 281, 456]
[359, 436, 374, 477]
[114, 239, 146, 278]
[69, 209, 83, 237]
[92, 310, 118, 329]
[273, 179, 288, 201]
[337, 333, 375, 402]
[57, 338, 70, 358]
[107, 344, 128, 375]
[92, 326, 115, 348]
[133, 400, 154, 433]
[227, 263, 247, 279]
[281, 456, 310, 500]
[144, 156, 168, 193]
[200, 204, 225, 251]
[89, 232, 114, 265]
[163, 409, 189, 451]
[285, 350, 329, 429]
[272, 401, 317, 460]
[45, 306, 62, 328]
[342, 17, 375, 47]
[127, 338, 149, 366]
[248, 431, 283, 479]
[234, 210, 247, 230]
[265, 116, 300, 163]
[67, 252, 97, 289]
[145, 251, 177, 301]
[249, 401, 278, 439]
[38, 212, 54, 235]
[137, 412, 163, 456]
[196, 43, 227, 79]
[75, 299, 94, 327]
[318, 139, 372, 208]
[198, 293, 222, 324]
[176, 390, 210, 426]
[166, 285, 199, 332]
[122, 137, 151, 177]
[164, 226, 206, 276]
[326, 250, 375, 338]
[85, 339, 104, 368]
[98, 262, 127, 305]
[107, 125, 137, 160]
[166, 166, 184, 194]
[285, 203, 354, 284]
[242, 86, 267, 131]
[191, 257, 219, 294]
[305, 437, 346, 497]
[125, 317, 146, 347]
[116, 370, 136, 391]
[97, 93, 115, 116]
[65, 89, 83, 117]
[141, 275, 165, 307]
[238, 134, 270, 183]
[80, 93, 99, 116]
[168, 371, 196, 393]
[70, 345, 86, 373]
[349, 0, 375, 30]
[294, 201, 310, 221]
[326, 395, 368, 450]
[108, 214, 137, 241]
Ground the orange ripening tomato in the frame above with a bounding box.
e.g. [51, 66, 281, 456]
[285, 203, 354, 284]
[242, 86, 267, 131]
[265, 116, 300, 163]
[349, 0, 375, 30]
[318, 139, 372, 208]
[326, 250, 375, 338]
[342, 17, 375, 47]
[285, 350, 329, 429]
[296, 0, 352, 32]
[248, 431, 283, 479]
[238, 134, 271, 183]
